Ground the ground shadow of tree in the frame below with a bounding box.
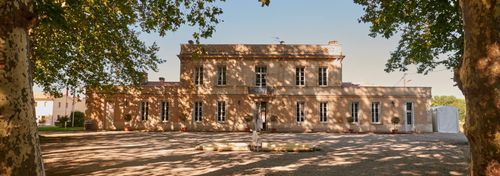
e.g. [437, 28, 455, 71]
[41, 132, 468, 176]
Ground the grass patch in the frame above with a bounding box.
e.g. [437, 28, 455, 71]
[38, 126, 84, 132]
[39, 135, 70, 143]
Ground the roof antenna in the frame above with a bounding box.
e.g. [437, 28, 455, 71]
[273, 37, 283, 44]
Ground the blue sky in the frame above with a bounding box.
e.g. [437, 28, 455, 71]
[140, 0, 463, 98]
[35, 0, 463, 98]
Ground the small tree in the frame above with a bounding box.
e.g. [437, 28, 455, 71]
[123, 114, 133, 131]
[70, 111, 85, 127]
[124, 114, 132, 123]
[346, 116, 355, 133]
[346, 116, 354, 123]
[391, 117, 400, 132]
[179, 115, 187, 122]
[58, 116, 69, 128]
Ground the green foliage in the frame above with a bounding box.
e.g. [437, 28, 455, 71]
[57, 116, 69, 128]
[32, 0, 225, 95]
[124, 114, 132, 122]
[353, 0, 463, 74]
[69, 111, 85, 127]
[38, 126, 84, 132]
[259, 0, 270, 7]
[346, 116, 354, 123]
[391, 117, 400, 124]
[245, 115, 253, 122]
[432, 96, 466, 122]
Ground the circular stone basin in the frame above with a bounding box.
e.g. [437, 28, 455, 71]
[195, 142, 319, 152]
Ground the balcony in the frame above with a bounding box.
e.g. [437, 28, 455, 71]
[248, 86, 274, 95]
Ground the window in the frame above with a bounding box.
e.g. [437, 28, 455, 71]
[351, 102, 359, 123]
[319, 102, 327, 122]
[193, 101, 203, 122]
[255, 66, 267, 87]
[217, 66, 227, 86]
[160, 101, 169, 122]
[295, 67, 305, 86]
[35, 102, 38, 107]
[371, 102, 380, 123]
[140, 101, 149, 121]
[319, 67, 328, 86]
[194, 66, 203, 85]
[406, 102, 413, 125]
[58, 102, 61, 108]
[296, 102, 305, 122]
[66, 103, 68, 108]
[216, 101, 226, 122]
[44, 102, 47, 107]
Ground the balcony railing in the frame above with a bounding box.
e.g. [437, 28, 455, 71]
[248, 86, 274, 95]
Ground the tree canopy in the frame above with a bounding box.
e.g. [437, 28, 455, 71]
[353, 0, 463, 74]
[32, 0, 225, 95]
[432, 95, 466, 122]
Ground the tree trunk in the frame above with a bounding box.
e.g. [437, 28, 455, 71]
[457, 0, 500, 175]
[0, 0, 45, 175]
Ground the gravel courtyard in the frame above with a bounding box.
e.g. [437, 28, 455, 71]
[40, 132, 469, 176]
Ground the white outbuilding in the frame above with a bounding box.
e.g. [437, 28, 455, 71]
[431, 106, 460, 133]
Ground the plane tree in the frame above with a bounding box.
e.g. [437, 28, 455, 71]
[350, 0, 498, 175]
[0, 0, 224, 175]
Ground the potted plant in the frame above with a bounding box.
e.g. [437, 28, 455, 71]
[179, 115, 187, 132]
[124, 114, 132, 131]
[244, 115, 253, 132]
[270, 115, 278, 132]
[346, 116, 354, 133]
[391, 117, 400, 133]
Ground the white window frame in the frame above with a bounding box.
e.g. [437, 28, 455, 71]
[193, 101, 203, 122]
[296, 102, 305, 123]
[318, 67, 328, 86]
[255, 66, 267, 87]
[160, 101, 169, 122]
[405, 102, 414, 125]
[351, 102, 359, 123]
[217, 66, 227, 86]
[140, 101, 149, 121]
[319, 102, 328, 123]
[295, 67, 305, 86]
[194, 66, 203, 86]
[216, 101, 226, 122]
[371, 102, 380, 124]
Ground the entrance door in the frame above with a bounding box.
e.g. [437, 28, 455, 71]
[256, 102, 267, 131]
[405, 102, 414, 132]
[105, 101, 115, 130]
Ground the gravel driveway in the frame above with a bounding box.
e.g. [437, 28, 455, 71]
[40, 132, 469, 176]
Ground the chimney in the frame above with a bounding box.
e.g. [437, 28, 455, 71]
[159, 77, 165, 83]
[188, 40, 194, 45]
[328, 40, 338, 45]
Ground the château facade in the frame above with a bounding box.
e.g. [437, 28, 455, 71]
[86, 41, 433, 133]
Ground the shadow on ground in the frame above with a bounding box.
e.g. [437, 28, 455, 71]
[41, 132, 469, 176]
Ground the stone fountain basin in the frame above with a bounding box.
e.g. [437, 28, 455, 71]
[195, 142, 319, 152]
